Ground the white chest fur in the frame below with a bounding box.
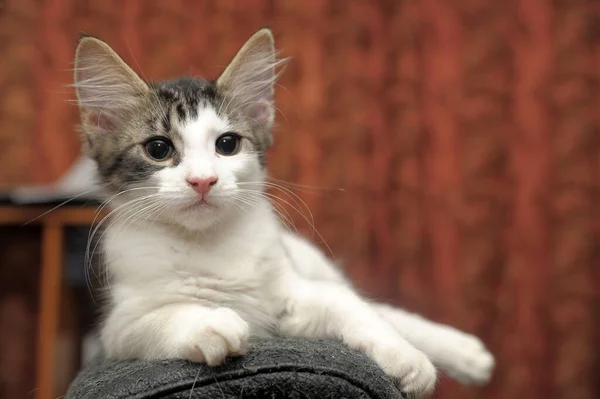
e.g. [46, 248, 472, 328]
[102, 204, 285, 337]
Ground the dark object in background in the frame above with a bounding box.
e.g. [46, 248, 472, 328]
[0, 227, 39, 399]
[65, 339, 400, 399]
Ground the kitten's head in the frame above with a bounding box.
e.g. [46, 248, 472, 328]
[74, 29, 283, 231]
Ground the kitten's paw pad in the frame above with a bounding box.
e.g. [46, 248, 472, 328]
[183, 307, 249, 366]
[372, 344, 437, 397]
[442, 334, 494, 385]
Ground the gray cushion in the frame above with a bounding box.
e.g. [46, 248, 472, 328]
[66, 339, 401, 398]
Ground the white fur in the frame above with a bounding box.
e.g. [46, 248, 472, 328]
[99, 101, 494, 398]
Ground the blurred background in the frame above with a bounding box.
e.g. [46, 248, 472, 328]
[0, 1, 598, 398]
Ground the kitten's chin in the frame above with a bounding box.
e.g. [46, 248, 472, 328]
[168, 198, 231, 232]
[170, 210, 222, 232]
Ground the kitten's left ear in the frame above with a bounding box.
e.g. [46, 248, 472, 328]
[216, 28, 281, 130]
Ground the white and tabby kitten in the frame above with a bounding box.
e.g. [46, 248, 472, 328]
[73, 29, 494, 397]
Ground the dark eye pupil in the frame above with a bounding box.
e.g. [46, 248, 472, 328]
[216, 134, 240, 155]
[145, 140, 171, 160]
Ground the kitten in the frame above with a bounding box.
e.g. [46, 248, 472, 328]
[73, 29, 494, 397]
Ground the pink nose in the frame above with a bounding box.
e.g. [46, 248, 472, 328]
[186, 176, 218, 197]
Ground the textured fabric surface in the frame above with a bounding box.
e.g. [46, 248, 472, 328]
[65, 339, 401, 399]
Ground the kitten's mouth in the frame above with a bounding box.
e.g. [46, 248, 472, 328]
[182, 198, 217, 211]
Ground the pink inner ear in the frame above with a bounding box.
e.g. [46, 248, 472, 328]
[248, 102, 271, 124]
[86, 111, 115, 132]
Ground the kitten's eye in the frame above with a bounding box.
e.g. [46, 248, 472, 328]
[144, 138, 173, 161]
[215, 133, 241, 156]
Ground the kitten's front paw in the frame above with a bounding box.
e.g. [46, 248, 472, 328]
[181, 307, 249, 366]
[371, 341, 437, 398]
[437, 332, 494, 385]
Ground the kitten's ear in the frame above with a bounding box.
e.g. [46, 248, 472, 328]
[216, 28, 281, 129]
[74, 36, 149, 134]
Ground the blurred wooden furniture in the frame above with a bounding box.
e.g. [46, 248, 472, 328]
[0, 205, 102, 399]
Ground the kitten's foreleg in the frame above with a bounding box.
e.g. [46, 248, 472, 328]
[373, 303, 495, 385]
[278, 278, 437, 397]
[101, 303, 249, 365]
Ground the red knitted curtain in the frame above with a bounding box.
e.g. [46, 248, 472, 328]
[1, 1, 599, 398]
